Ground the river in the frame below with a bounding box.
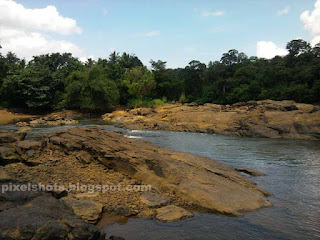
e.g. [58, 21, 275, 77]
[1, 120, 320, 240]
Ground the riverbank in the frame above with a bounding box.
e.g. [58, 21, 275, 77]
[0, 126, 271, 239]
[0, 109, 35, 125]
[103, 100, 320, 140]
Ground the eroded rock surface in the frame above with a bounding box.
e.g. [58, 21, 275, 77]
[156, 205, 194, 222]
[43, 127, 271, 216]
[0, 177, 104, 240]
[104, 100, 320, 140]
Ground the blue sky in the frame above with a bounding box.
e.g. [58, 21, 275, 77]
[1, 0, 319, 67]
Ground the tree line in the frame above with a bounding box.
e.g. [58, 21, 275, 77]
[0, 39, 319, 113]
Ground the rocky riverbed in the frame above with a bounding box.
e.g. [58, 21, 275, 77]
[103, 100, 320, 140]
[0, 126, 271, 239]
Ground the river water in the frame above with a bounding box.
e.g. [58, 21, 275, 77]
[2, 120, 320, 240]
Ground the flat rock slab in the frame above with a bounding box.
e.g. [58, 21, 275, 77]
[0, 131, 26, 144]
[156, 205, 193, 222]
[140, 192, 170, 208]
[61, 197, 103, 223]
[47, 127, 272, 216]
[235, 168, 266, 176]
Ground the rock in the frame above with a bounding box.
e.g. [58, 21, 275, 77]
[109, 237, 126, 240]
[47, 127, 271, 216]
[138, 208, 155, 219]
[156, 205, 193, 222]
[16, 121, 30, 127]
[233, 102, 246, 107]
[0, 169, 11, 180]
[235, 168, 266, 176]
[103, 100, 320, 140]
[187, 102, 198, 107]
[140, 192, 170, 208]
[15, 140, 42, 150]
[0, 195, 104, 240]
[0, 131, 27, 144]
[61, 197, 103, 223]
[284, 105, 298, 111]
[76, 150, 93, 164]
[0, 146, 19, 165]
[18, 126, 32, 132]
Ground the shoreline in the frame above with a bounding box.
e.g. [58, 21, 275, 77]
[103, 100, 320, 140]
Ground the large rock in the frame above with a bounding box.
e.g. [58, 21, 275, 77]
[104, 100, 320, 140]
[0, 131, 26, 144]
[156, 205, 193, 222]
[0, 179, 104, 240]
[47, 127, 271, 216]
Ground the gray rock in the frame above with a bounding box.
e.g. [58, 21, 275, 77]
[140, 192, 170, 208]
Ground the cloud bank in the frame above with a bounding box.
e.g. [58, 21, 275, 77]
[0, 0, 87, 60]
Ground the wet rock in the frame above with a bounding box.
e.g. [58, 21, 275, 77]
[156, 205, 193, 222]
[0, 131, 26, 144]
[235, 168, 266, 176]
[61, 197, 103, 223]
[18, 126, 32, 132]
[140, 192, 170, 208]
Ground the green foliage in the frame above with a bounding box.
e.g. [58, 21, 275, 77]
[123, 66, 156, 99]
[63, 66, 119, 112]
[0, 38, 320, 114]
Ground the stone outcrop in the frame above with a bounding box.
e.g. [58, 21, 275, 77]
[103, 100, 320, 140]
[0, 177, 104, 240]
[44, 127, 271, 216]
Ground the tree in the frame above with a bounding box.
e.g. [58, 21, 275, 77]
[64, 66, 119, 112]
[123, 66, 156, 99]
[286, 39, 311, 56]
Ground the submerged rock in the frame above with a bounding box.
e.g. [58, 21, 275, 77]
[156, 205, 194, 222]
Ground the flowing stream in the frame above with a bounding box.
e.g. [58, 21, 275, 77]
[2, 120, 320, 240]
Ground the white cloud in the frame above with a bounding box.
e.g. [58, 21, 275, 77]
[136, 30, 160, 37]
[311, 35, 320, 46]
[0, 0, 89, 60]
[300, 0, 320, 46]
[0, 0, 82, 35]
[201, 10, 225, 17]
[277, 7, 289, 16]
[256, 41, 288, 59]
[0, 27, 85, 60]
[300, 0, 320, 36]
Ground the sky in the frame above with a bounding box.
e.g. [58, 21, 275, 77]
[1, 0, 320, 68]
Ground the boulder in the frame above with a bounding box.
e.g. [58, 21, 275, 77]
[15, 140, 42, 150]
[0, 179, 104, 240]
[156, 205, 193, 222]
[0, 131, 26, 144]
[0, 146, 19, 165]
[61, 197, 103, 223]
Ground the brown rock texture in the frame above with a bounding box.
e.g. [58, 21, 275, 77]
[156, 205, 194, 222]
[42, 127, 271, 216]
[103, 100, 320, 140]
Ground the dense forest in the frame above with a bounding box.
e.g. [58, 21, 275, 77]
[0, 39, 319, 113]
